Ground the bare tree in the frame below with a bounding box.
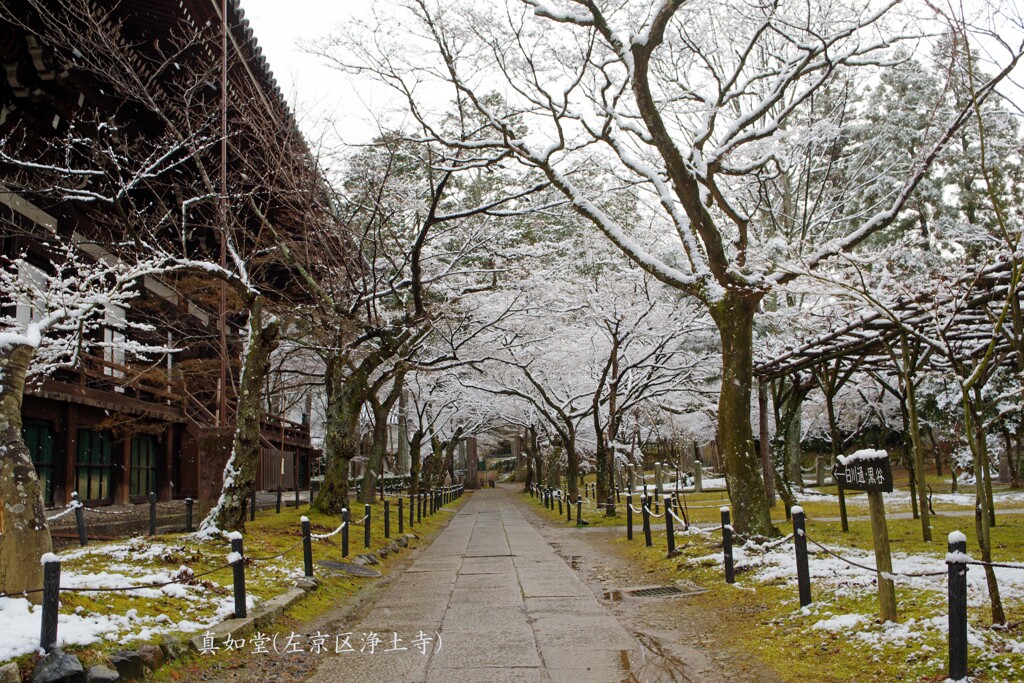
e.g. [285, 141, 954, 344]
[329, 0, 1023, 533]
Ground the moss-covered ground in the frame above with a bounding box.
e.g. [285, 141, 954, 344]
[3, 491, 466, 680]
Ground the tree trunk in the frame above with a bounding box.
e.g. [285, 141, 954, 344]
[358, 374, 405, 503]
[0, 343, 53, 603]
[524, 430, 535, 492]
[565, 435, 579, 503]
[313, 360, 364, 515]
[901, 348, 930, 541]
[825, 387, 850, 532]
[964, 387, 1005, 625]
[529, 426, 543, 490]
[712, 292, 774, 536]
[201, 301, 281, 533]
[409, 429, 423, 497]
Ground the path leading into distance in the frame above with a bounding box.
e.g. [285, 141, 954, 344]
[307, 488, 639, 683]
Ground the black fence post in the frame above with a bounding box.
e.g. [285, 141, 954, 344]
[409, 492, 415, 528]
[72, 492, 87, 547]
[301, 516, 313, 578]
[384, 500, 391, 539]
[276, 486, 282, 514]
[642, 494, 652, 547]
[148, 491, 157, 536]
[557, 493, 563, 517]
[664, 495, 676, 557]
[229, 533, 246, 618]
[793, 506, 811, 607]
[364, 503, 371, 549]
[295, 481, 300, 510]
[626, 493, 633, 540]
[398, 498, 404, 534]
[341, 508, 350, 558]
[185, 497, 193, 533]
[615, 485, 620, 503]
[40, 555, 60, 653]
[567, 493, 572, 522]
[948, 531, 968, 681]
[576, 499, 583, 526]
[722, 507, 735, 584]
[417, 493, 423, 523]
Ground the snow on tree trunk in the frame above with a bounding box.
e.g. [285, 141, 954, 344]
[200, 300, 280, 534]
[713, 292, 774, 536]
[0, 343, 53, 602]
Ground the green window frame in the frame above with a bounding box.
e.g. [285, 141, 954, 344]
[130, 435, 158, 498]
[23, 420, 54, 506]
[76, 429, 112, 502]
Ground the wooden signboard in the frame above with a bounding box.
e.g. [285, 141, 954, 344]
[832, 457, 893, 493]
[834, 449, 896, 622]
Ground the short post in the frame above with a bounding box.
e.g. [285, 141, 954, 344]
[276, 486, 282, 514]
[557, 494, 563, 517]
[384, 499, 391, 539]
[72, 492, 87, 547]
[642, 494, 652, 547]
[250, 488, 256, 521]
[721, 507, 735, 584]
[295, 482, 300, 510]
[654, 492, 660, 516]
[417, 493, 423, 523]
[792, 506, 811, 607]
[615, 485, 620, 503]
[341, 508, 350, 558]
[867, 489, 897, 622]
[40, 554, 60, 653]
[567, 493, 572, 522]
[185, 497, 193, 532]
[398, 498, 404, 534]
[148, 491, 157, 536]
[664, 495, 676, 557]
[409, 492, 415, 528]
[364, 503, 371, 549]
[576, 499, 582, 526]
[947, 531, 968, 681]
[301, 516, 313, 578]
[229, 532, 247, 618]
[626, 492, 633, 540]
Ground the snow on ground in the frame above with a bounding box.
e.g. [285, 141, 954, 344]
[635, 477, 728, 492]
[794, 487, 1024, 508]
[688, 532, 1024, 679]
[0, 539, 278, 663]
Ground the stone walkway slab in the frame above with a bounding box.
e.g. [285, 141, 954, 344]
[307, 488, 636, 682]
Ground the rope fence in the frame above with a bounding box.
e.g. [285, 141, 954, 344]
[23, 483, 467, 655]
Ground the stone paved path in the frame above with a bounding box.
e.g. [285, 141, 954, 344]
[307, 488, 638, 682]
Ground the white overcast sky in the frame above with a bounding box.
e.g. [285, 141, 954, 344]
[242, 0, 387, 145]
[242, 0, 1023, 147]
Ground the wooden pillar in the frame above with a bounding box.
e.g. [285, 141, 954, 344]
[118, 436, 131, 504]
[61, 403, 78, 507]
[160, 425, 174, 501]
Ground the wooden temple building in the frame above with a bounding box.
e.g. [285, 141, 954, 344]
[1, 0, 320, 508]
